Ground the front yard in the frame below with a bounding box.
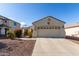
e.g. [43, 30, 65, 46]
[0, 38, 79, 56]
[0, 39, 36, 56]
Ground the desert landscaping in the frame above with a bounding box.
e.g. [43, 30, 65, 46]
[0, 39, 36, 56]
[0, 38, 79, 56]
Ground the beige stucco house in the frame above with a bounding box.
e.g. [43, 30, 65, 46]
[32, 16, 65, 38]
[65, 23, 79, 37]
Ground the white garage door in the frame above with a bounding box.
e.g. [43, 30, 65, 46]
[37, 29, 60, 37]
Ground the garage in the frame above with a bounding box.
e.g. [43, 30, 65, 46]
[32, 16, 65, 38]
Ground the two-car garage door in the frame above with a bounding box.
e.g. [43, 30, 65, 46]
[37, 29, 61, 38]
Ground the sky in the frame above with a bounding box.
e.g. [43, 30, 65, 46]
[0, 3, 79, 26]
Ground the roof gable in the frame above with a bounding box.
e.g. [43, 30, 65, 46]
[32, 16, 65, 24]
[0, 15, 20, 24]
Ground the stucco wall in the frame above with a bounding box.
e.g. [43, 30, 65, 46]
[65, 27, 79, 37]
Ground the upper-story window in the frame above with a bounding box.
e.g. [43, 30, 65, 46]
[14, 22, 17, 26]
[4, 20, 7, 25]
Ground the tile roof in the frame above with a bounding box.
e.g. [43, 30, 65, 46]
[65, 22, 79, 29]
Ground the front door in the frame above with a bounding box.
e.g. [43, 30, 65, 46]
[5, 28, 9, 35]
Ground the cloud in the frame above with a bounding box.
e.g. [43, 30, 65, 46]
[20, 22, 26, 27]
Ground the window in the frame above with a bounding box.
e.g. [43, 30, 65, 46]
[14, 22, 17, 26]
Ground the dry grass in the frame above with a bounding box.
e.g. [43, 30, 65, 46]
[0, 39, 36, 56]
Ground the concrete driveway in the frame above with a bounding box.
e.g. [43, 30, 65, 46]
[32, 38, 79, 56]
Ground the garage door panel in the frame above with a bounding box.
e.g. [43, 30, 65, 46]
[37, 29, 60, 37]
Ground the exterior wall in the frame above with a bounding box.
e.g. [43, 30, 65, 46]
[8, 20, 20, 30]
[32, 26, 37, 37]
[0, 19, 3, 24]
[65, 27, 79, 37]
[32, 17, 65, 38]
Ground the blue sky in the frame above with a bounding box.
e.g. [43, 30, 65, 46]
[0, 3, 79, 26]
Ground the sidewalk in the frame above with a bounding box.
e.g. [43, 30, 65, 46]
[15, 38, 37, 40]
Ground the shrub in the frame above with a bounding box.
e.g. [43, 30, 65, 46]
[28, 29, 33, 38]
[7, 30, 15, 40]
[14, 29, 22, 38]
[24, 29, 28, 36]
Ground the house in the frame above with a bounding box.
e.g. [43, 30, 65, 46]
[32, 16, 65, 38]
[65, 23, 79, 37]
[0, 15, 20, 36]
[21, 26, 32, 37]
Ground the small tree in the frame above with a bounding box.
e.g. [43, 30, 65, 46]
[7, 30, 15, 40]
[24, 29, 28, 37]
[14, 29, 22, 38]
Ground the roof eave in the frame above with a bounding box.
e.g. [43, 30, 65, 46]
[32, 16, 65, 24]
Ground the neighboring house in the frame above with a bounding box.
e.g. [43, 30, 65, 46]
[65, 23, 79, 37]
[0, 15, 20, 36]
[22, 26, 32, 36]
[32, 16, 65, 38]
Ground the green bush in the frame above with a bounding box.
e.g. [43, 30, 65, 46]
[7, 30, 15, 40]
[14, 29, 22, 38]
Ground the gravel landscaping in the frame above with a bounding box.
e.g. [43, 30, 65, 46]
[0, 39, 36, 56]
